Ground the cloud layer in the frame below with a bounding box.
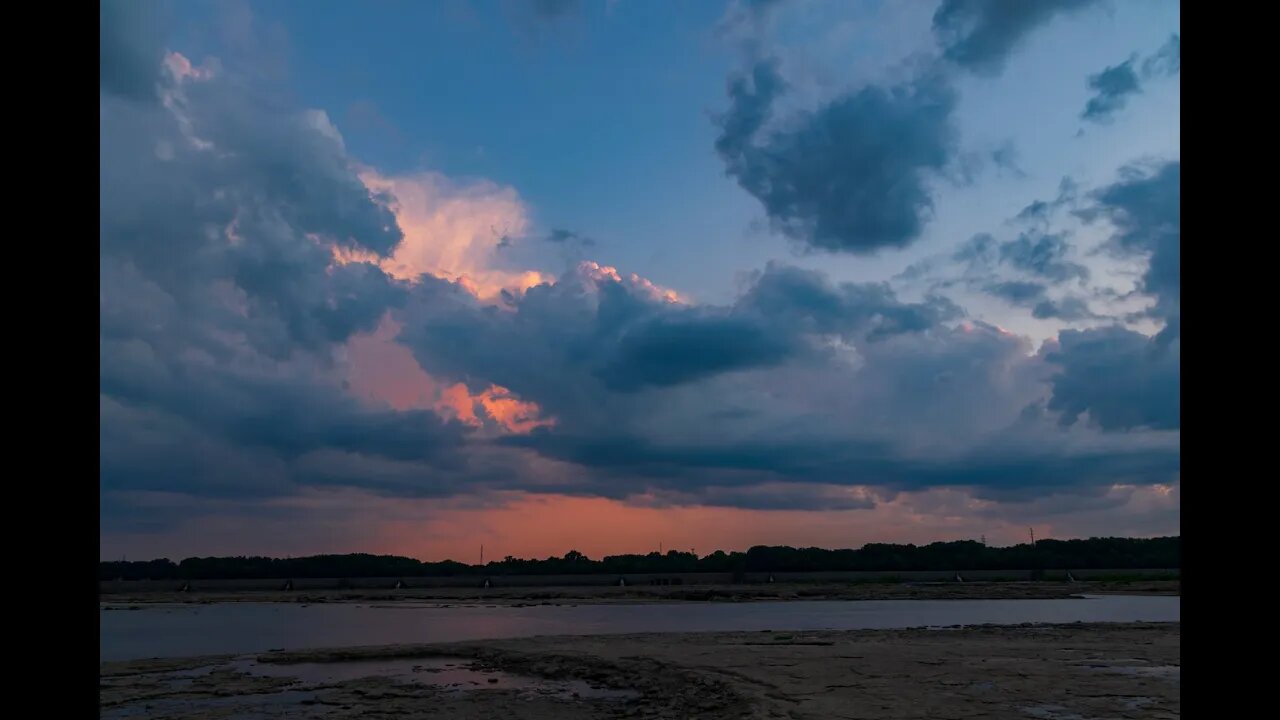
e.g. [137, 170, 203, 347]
[100, 2, 1179, 555]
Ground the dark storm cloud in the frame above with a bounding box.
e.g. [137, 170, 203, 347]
[99, 26, 473, 511]
[1046, 326, 1179, 431]
[737, 263, 961, 340]
[1038, 161, 1181, 434]
[597, 313, 794, 391]
[1083, 161, 1180, 333]
[103, 354, 465, 464]
[1082, 34, 1180, 123]
[100, 395, 295, 500]
[100, 58, 405, 360]
[716, 60, 958, 253]
[501, 428, 1178, 496]
[402, 260, 1180, 498]
[402, 261, 955, 415]
[184, 83, 403, 256]
[932, 0, 1103, 75]
[100, 0, 169, 101]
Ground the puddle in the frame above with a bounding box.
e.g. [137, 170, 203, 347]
[103, 656, 640, 718]
[968, 680, 996, 692]
[151, 663, 221, 689]
[1022, 704, 1085, 720]
[1120, 696, 1156, 711]
[1101, 665, 1180, 682]
[234, 656, 640, 700]
[101, 690, 319, 719]
[1074, 659, 1179, 684]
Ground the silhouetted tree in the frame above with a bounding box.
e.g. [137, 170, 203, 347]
[100, 537, 1179, 580]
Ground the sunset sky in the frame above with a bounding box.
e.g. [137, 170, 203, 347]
[100, 0, 1179, 562]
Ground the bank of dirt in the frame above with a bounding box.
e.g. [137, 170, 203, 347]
[101, 621, 1179, 719]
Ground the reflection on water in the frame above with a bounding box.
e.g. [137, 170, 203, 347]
[100, 594, 1179, 662]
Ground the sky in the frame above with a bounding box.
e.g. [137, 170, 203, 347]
[100, 0, 1180, 562]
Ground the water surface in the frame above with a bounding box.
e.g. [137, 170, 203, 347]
[100, 594, 1178, 662]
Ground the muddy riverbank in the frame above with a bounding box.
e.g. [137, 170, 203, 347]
[101, 621, 1179, 719]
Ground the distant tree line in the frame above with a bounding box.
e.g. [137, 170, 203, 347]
[100, 537, 1178, 581]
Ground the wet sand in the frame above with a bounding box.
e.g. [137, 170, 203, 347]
[101, 622, 1179, 719]
[100, 579, 1179, 606]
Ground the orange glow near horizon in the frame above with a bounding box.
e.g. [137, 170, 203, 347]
[102, 485, 1179, 562]
[369, 495, 892, 561]
[363, 487, 1177, 561]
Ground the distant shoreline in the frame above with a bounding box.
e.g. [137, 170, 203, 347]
[100, 577, 1179, 606]
[99, 566, 1179, 593]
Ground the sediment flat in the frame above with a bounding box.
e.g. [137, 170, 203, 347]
[101, 621, 1179, 719]
[99, 579, 1179, 606]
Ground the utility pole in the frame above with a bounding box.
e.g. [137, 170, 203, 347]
[1028, 527, 1036, 547]
[480, 544, 484, 566]
[980, 535, 986, 547]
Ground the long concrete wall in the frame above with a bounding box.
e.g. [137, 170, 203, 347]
[98, 567, 1178, 594]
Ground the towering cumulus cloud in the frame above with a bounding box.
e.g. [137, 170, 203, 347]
[99, 9, 482, 523]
